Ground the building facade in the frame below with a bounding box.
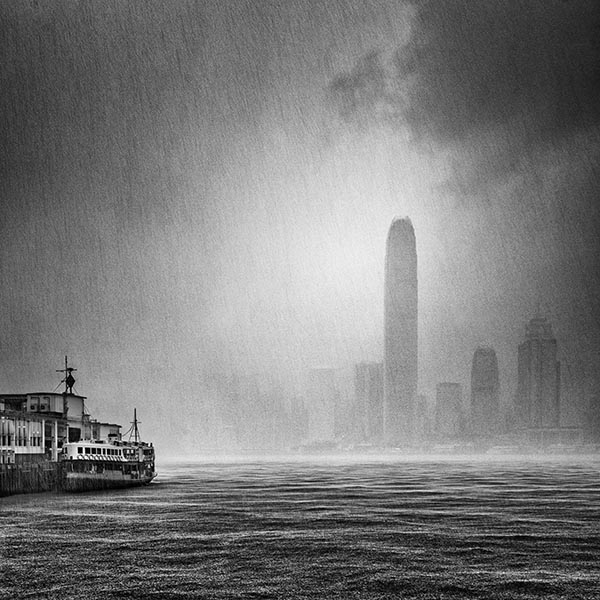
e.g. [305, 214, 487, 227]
[516, 317, 560, 429]
[383, 217, 418, 445]
[470, 347, 500, 438]
[0, 392, 120, 465]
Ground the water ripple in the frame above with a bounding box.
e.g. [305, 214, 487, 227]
[1, 458, 599, 599]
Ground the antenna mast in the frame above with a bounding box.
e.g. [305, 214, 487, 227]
[57, 355, 77, 394]
[132, 408, 140, 444]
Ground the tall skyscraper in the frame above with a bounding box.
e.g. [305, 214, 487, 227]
[516, 316, 560, 429]
[354, 362, 384, 443]
[383, 217, 418, 445]
[471, 347, 500, 437]
[434, 382, 463, 439]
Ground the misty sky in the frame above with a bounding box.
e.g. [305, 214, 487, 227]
[1, 0, 599, 450]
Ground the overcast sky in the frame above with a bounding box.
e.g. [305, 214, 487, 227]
[1, 0, 599, 449]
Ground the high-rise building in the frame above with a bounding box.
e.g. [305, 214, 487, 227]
[307, 368, 337, 443]
[434, 383, 463, 439]
[470, 347, 500, 437]
[516, 316, 560, 429]
[354, 362, 384, 443]
[383, 217, 418, 445]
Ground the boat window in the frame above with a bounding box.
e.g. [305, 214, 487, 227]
[78, 447, 83, 453]
[85, 447, 91, 454]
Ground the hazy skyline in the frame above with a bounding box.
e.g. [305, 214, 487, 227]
[1, 0, 599, 450]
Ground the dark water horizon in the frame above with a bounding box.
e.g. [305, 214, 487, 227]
[2, 458, 599, 599]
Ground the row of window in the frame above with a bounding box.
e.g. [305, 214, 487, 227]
[69, 462, 126, 473]
[66, 462, 141, 475]
[77, 446, 122, 456]
[1, 435, 42, 447]
[29, 396, 51, 411]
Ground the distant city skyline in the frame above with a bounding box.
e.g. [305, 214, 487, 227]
[0, 1, 598, 452]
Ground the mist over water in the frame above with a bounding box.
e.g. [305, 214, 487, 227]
[2, 458, 599, 599]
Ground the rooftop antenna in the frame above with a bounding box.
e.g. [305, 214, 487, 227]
[57, 355, 76, 394]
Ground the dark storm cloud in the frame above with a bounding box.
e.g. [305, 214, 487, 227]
[400, 1, 600, 142]
[329, 50, 403, 129]
[330, 0, 600, 178]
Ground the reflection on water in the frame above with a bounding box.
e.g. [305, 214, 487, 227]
[1, 458, 600, 599]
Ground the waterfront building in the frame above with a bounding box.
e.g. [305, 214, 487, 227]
[383, 217, 418, 445]
[0, 392, 120, 465]
[354, 362, 384, 443]
[470, 347, 500, 437]
[516, 316, 560, 430]
[434, 383, 463, 439]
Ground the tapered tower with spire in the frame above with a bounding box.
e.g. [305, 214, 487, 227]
[383, 217, 418, 445]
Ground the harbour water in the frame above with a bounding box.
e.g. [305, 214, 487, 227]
[1, 457, 599, 599]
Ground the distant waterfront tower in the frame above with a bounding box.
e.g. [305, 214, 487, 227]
[516, 316, 560, 429]
[383, 217, 418, 445]
[470, 347, 500, 437]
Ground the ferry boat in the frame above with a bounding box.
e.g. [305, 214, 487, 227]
[60, 409, 156, 492]
[0, 358, 157, 496]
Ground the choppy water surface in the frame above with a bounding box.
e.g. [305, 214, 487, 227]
[1, 458, 599, 599]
